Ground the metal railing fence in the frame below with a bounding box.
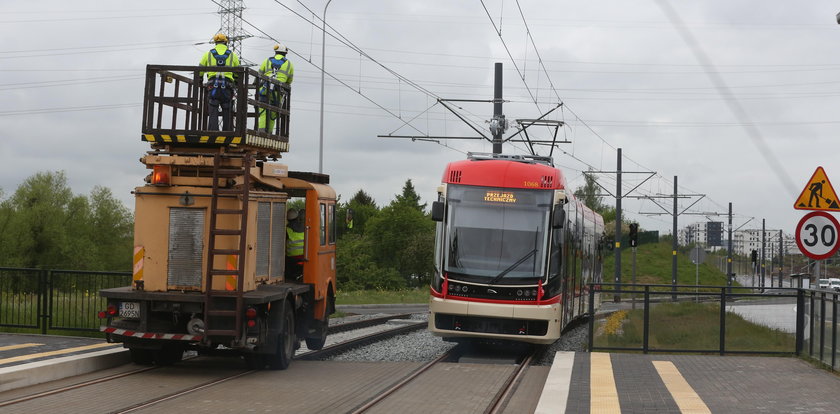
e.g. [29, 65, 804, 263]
[589, 283, 840, 370]
[0, 267, 131, 333]
[589, 283, 802, 356]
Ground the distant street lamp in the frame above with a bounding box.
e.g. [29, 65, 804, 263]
[318, 0, 333, 174]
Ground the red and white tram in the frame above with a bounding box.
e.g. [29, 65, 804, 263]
[428, 153, 604, 344]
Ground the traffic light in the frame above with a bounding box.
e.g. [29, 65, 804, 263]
[750, 249, 758, 264]
[629, 223, 639, 247]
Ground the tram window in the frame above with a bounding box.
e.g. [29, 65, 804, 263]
[319, 203, 326, 246]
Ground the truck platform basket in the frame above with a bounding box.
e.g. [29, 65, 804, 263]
[141, 64, 291, 156]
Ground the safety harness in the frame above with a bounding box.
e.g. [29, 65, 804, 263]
[208, 48, 233, 98]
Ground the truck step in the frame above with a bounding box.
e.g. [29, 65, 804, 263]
[206, 309, 238, 317]
[214, 209, 244, 215]
[210, 248, 242, 255]
[208, 269, 240, 276]
[214, 188, 245, 195]
[211, 229, 242, 235]
[204, 329, 238, 337]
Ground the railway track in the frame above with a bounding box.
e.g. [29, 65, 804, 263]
[349, 345, 536, 414]
[0, 314, 425, 412]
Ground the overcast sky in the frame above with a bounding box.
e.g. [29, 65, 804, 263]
[2, 0, 840, 238]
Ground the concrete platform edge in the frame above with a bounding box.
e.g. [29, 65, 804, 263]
[533, 351, 574, 414]
[0, 347, 130, 392]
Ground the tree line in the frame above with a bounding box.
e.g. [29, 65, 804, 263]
[0, 172, 435, 290]
[0, 172, 134, 271]
[334, 180, 435, 290]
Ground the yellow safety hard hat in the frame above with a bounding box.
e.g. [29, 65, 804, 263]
[213, 33, 229, 43]
[274, 43, 288, 54]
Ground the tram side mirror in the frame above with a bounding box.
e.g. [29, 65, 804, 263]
[431, 201, 445, 222]
[552, 205, 565, 229]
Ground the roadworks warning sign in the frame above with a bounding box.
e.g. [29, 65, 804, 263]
[794, 166, 840, 211]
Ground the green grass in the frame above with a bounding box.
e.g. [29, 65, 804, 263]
[603, 241, 750, 293]
[594, 302, 795, 353]
[334, 288, 428, 305]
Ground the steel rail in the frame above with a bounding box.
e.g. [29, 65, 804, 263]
[484, 352, 535, 414]
[0, 365, 159, 408]
[348, 347, 457, 414]
[327, 313, 413, 334]
[110, 369, 254, 414]
[0, 314, 421, 409]
[111, 320, 427, 412]
[297, 320, 427, 360]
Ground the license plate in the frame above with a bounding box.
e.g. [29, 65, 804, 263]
[119, 302, 140, 319]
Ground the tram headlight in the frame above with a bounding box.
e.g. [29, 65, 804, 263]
[517, 290, 524, 297]
[461, 285, 469, 293]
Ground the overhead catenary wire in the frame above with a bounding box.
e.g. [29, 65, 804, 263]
[282, 0, 518, 148]
[209, 0, 428, 137]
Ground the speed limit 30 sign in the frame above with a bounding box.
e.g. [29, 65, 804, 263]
[796, 211, 840, 260]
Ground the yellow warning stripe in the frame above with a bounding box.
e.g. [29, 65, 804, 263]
[0, 343, 118, 366]
[652, 361, 711, 414]
[0, 343, 44, 352]
[590, 353, 621, 413]
[142, 134, 256, 147]
[133, 246, 144, 282]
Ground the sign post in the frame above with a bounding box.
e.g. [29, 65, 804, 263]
[690, 246, 706, 302]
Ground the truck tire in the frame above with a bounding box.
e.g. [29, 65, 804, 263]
[305, 313, 329, 350]
[267, 301, 294, 370]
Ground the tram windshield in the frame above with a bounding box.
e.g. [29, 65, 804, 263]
[444, 185, 552, 281]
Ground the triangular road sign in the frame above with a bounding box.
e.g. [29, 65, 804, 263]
[794, 166, 840, 211]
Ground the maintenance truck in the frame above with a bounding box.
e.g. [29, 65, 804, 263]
[99, 64, 336, 370]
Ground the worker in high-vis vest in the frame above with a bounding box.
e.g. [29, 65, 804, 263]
[199, 33, 241, 131]
[257, 43, 294, 133]
[286, 208, 305, 279]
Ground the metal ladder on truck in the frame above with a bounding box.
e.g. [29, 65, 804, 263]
[203, 152, 252, 341]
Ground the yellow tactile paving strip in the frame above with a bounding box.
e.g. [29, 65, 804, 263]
[0, 342, 118, 366]
[590, 352, 621, 413]
[653, 361, 712, 414]
[0, 343, 44, 352]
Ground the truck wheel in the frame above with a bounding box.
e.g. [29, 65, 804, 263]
[305, 314, 329, 351]
[129, 348, 155, 365]
[268, 301, 294, 370]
